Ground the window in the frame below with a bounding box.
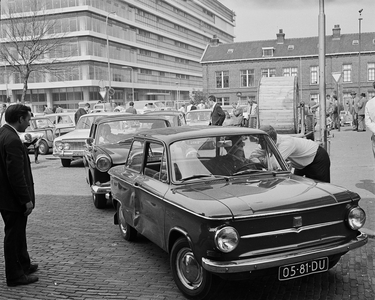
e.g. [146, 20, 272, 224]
[368, 63, 375, 81]
[310, 66, 319, 84]
[126, 140, 145, 172]
[240, 69, 254, 87]
[216, 97, 230, 106]
[216, 71, 229, 88]
[261, 68, 276, 78]
[262, 47, 274, 57]
[143, 142, 167, 182]
[283, 67, 298, 77]
[310, 94, 319, 103]
[368, 91, 375, 99]
[342, 64, 352, 82]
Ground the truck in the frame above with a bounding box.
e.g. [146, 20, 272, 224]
[256, 76, 314, 139]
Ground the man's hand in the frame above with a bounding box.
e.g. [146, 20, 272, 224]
[24, 201, 34, 216]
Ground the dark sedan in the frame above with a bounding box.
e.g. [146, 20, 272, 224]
[83, 114, 172, 209]
[108, 126, 367, 299]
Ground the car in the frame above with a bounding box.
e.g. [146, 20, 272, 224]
[340, 110, 353, 127]
[83, 114, 172, 209]
[53, 112, 129, 167]
[186, 108, 234, 126]
[45, 112, 76, 136]
[26, 117, 56, 155]
[144, 110, 187, 126]
[108, 126, 367, 299]
[132, 100, 170, 114]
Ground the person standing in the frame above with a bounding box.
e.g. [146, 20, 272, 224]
[357, 93, 367, 132]
[74, 103, 90, 123]
[125, 101, 137, 114]
[350, 92, 359, 131]
[260, 125, 331, 183]
[0, 104, 39, 286]
[0, 103, 7, 127]
[55, 105, 63, 113]
[208, 95, 225, 126]
[331, 96, 339, 130]
[197, 100, 206, 110]
[365, 82, 375, 156]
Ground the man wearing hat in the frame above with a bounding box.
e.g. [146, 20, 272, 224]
[365, 82, 375, 157]
[350, 91, 359, 130]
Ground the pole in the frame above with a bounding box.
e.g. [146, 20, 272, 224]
[318, 0, 327, 150]
[106, 12, 116, 103]
[122, 66, 134, 103]
[358, 10, 363, 95]
[176, 82, 179, 109]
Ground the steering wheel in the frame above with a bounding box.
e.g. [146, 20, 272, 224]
[234, 162, 265, 173]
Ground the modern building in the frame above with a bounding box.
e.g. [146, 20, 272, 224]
[0, 0, 235, 112]
[201, 25, 375, 107]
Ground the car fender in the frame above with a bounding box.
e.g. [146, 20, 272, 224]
[167, 226, 194, 254]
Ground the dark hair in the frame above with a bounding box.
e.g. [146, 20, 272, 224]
[85, 103, 90, 108]
[208, 95, 216, 102]
[129, 101, 134, 106]
[259, 125, 277, 142]
[360, 93, 366, 97]
[5, 104, 31, 124]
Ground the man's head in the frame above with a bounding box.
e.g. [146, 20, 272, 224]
[208, 95, 216, 106]
[84, 103, 90, 112]
[351, 91, 357, 98]
[360, 93, 366, 98]
[259, 125, 277, 143]
[5, 104, 31, 132]
[2, 104, 6, 110]
[129, 101, 134, 107]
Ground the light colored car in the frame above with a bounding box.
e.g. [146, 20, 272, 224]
[340, 110, 353, 127]
[53, 112, 129, 167]
[45, 112, 75, 136]
[186, 108, 233, 126]
[132, 100, 169, 114]
[25, 117, 56, 155]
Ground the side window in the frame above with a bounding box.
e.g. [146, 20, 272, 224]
[143, 142, 167, 182]
[126, 140, 145, 172]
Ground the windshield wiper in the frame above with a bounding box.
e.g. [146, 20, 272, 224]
[232, 169, 266, 176]
[180, 174, 214, 182]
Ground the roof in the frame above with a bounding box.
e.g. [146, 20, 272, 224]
[135, 125, 265, 144]
[93, 114, 170, 125]
[201, 32, 375, 63]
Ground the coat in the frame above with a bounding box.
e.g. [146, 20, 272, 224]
[74, 108, 87, 124]
[210, 103, 225, 126]
[0, 124, 35, 213]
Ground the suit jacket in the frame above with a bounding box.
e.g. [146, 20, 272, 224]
[74, 108, 87, 124]
[210, 103, 225, 126]
[0, 124, 35, 213]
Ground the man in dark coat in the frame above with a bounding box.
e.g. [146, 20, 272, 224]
[74, 103, 90, 124]
[208, 95, 225, 126]
[0, 104, 39, 286]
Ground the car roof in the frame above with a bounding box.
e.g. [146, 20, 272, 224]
[133, 126, 266, 144]
[144, 110, 182, 116]
[93, 114, 171, 125]
[47, 112, 75, 116]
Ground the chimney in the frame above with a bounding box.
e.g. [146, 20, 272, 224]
[210, 34, 220, 46]
[276, 29, 285, 44]
[332, 24, 341, 39]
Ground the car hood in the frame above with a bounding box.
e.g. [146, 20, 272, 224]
[99, 144, 131, 165]
[172, 175, 358, 218]
[54, 129, 90, 142]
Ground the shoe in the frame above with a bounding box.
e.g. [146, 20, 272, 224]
[7, 274, 38, 287]
[25, 263, 38, 275]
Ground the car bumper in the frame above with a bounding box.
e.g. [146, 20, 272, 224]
[201, 232, 367, 274]
[53, 150, 85, 159]
[91, 181, 111, 195]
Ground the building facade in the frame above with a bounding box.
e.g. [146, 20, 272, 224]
[201, 26, 375, 108]
[0, 0, 235, 112]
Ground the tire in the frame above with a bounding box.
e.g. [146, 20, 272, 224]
[170, 238, 219, 300]
[38, 140, 49, 155]
[61, 159, 71, 167]
[92, 193, 107, 209]
[117, 202, 137, 241]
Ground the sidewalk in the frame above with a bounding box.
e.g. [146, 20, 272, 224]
[329, 126, 375, 237]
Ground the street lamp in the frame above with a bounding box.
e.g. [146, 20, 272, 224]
[122, 66, 134, 103]
[175, 82, 180, 109]
[358, 9, 363, 95]
[106, 11, 116, 103]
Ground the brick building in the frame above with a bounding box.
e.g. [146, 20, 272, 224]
[201, 25, 375, 107]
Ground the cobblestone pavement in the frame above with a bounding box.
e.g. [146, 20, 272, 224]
[0, 127, 374, 300]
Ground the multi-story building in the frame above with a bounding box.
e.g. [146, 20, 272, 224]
[0, 0, 235, 112]
[201, 25, 375, 107]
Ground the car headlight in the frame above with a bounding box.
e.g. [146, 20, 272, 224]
[347, 207, 366, 230]
[96, 154, 112, 172]
[63, 143, 70, 150]
[214, 226, 239, 253]
[55, 141, 63, 150]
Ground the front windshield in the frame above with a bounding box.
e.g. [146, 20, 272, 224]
[169, 134, 286, 182]
[96, 119, 167, 145]
[29, 118, 54, 129]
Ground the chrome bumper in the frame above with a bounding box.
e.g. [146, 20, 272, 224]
[91, 181, 111, 195]
[202, 232, 368, 274]
[53, 150, 84, 159]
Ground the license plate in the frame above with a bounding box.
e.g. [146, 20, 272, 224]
[278, 257, 329, 281]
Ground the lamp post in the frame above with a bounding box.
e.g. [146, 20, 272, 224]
[175, 82, 180, 109]
[358, 9, 363, 95]
[122, 66, 134, 103]
[106, 11, 116, 103]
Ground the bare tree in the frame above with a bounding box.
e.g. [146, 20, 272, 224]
[0, 0, 75, 102]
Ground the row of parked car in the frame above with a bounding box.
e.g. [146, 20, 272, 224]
[28, 108, 368, 300]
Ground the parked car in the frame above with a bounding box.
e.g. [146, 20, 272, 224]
[53, 112, 129, 167]
[83, 114, 172, 209]
[340, 110, 353, 127]
[186, 109, 232, 126]
[132, 100, 170, 114]
[25, 117, 56, 155]
[45, 112, 76, 136]
[108, 126, 367, 299]
[144, 110, 187, 126]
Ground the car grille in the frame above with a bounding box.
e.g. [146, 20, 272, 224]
[62, 140, 85, 151]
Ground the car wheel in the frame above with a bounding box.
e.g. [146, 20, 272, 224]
[170, 238, 219, 300]
[117, 202, 137, 241]
[92, 193, 107, 209]
[61, 159, 71, 167]
[38, 140, 49, 155]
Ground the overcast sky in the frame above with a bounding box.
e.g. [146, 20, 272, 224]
[219, 0, 375, 42]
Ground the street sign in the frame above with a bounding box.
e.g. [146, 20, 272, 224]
[332, 72, 342, 83]
[108, 88, 115, 96]
[99, 87, 107, 100]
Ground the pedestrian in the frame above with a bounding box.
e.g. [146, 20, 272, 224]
[55, 105, 63, 113]
[125, 101, 137, 114]
[260, 125, 331, 183]
[357, 93, 367, 132]
[43, 105, 53, 114]
[208, 95, 225, 126]
[74, 103, 90, 123]
[331, 96, 339, 130]
[350, 92, 359, 131]
[186, 100, 195, 113]
[197, 100, 205, 110]
[178, 104, 186, 114]
[0, 103, 7, 127]
[0, 104, 39, 286]
[22, 133, 42, 164]
[365, 81, 375, 157]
